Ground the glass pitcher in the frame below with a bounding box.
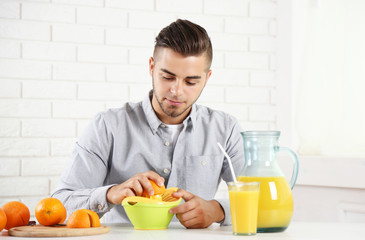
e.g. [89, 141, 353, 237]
[237, 131, 299, 233]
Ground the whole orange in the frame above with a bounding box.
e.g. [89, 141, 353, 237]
[35, 198, 67, 226]
[1, 201, 30, 230]
[66, 209, 100, 228]
[0, 208, 7, 231]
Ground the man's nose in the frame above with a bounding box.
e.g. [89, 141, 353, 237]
[170, 80, 183, 96]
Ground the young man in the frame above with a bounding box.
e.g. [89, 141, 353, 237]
[52, 19, 244, 228]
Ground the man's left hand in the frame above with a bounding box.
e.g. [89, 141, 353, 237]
[168, 189, 225, 228]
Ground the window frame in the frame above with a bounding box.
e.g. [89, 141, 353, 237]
[277, 0, 365, 190]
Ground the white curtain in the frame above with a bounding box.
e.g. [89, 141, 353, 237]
[295, 0, 365, 157]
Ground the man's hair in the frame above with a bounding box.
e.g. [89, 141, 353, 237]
[154, 19, 213, 69]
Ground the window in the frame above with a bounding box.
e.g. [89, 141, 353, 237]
[278, 0, 365, 157]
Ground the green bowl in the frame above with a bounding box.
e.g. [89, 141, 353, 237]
[122, 197, 182, 230]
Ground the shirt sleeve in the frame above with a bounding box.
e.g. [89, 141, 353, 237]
[215, 117, 244, 226]
[51, 113, 115, 218]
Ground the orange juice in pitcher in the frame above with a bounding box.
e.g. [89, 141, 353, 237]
[237, 176, 293, 230]
[239, 131, 299, 233]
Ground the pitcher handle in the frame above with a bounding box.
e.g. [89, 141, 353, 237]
[278, 147, 299, 189]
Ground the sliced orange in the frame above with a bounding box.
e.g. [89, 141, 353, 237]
[142, 180, 166, 197]
[83, 209, 100, 227]
[66, 209, 100, 228]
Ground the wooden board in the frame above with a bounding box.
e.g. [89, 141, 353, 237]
[8, 225, 110, 237]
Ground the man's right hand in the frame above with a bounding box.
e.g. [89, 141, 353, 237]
[106, 171, 165, 205]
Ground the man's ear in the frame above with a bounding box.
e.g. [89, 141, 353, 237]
[207, 69, 212, 79]
[149, 57, 154, 76]
[205, 69, 212, 86]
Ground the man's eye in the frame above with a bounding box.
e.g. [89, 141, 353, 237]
[186, 81, 196, 86]
[163, 76, 174, 80]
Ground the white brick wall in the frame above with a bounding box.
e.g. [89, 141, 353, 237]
[0, 40, 20, 58]
[204, 0, 248, 16]
[22, 42, 76, 61]
[0, 60, 52, 79]
[0, 100, 51, 117]
[77, 7, 128, 27]
[22, 2, 75, 23]
[22, 119, 76, 137]
[53, 62, 104, 81]
[0, 79, 21, 97]
[0, 20, 50, 40]
[0, 0, 278, 215]
[52, 24, 104, 44]
[0, 2, 20, 19]
[23, 81, 76, 99]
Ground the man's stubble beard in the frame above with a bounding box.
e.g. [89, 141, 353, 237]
[152, 78, 202, 118]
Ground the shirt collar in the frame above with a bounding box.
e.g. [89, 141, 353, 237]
[183, 102, 196, 131]
[142, 90, 197, 134]
[142, 91, 162, 134]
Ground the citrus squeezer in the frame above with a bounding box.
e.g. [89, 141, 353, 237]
[122, 187, 182, 230]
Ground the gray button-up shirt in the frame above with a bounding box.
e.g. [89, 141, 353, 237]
[52, 92, 244, 225]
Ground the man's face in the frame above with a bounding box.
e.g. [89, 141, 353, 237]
[149, 48, 212, 124]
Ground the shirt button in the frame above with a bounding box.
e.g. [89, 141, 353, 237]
[163, 168, 169, 174]
[97, 204, 103, 210]
[164, 141, 170, 146]
[161, 124, 166, 128]
[201, 160, 207, 166]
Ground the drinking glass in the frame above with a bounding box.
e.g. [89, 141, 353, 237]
[228, 181, 260, 236]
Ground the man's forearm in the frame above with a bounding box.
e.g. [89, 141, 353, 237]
[52, 185, 115, 218]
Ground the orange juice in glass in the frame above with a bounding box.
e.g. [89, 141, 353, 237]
[228, 182, 260, 236]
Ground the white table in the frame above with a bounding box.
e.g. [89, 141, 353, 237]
[1, 222, 365, 240]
